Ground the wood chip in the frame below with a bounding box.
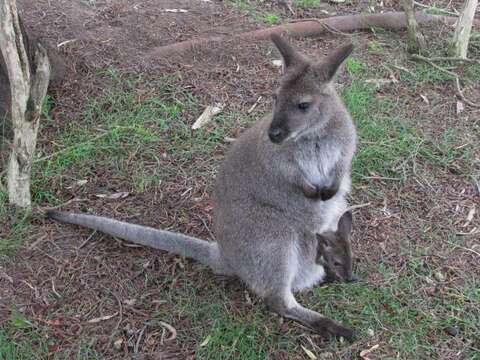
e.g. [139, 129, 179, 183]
[95, 191, 129, 200]
[301, 345, 317, 360]
[360, 344, 380, 359]
[192, 104, 224, 130]
[162, 9, 188, 13]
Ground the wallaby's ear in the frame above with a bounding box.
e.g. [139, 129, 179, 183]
[270, 34, 304, 69]
[319, 43, 354, 81]
[337, 210, 353, 238]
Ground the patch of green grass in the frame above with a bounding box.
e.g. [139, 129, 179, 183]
[345, 57, 368, 77]
[368, 40, 382, 52]
[0, 311, 101, 359]
[305, 262, 480, 359]
[294, 0, 322, 8]
[0, 213, 30, 256]
[262, 12, 280, 25]
[343, 76, 475, 183]
[343, 81, 424, 181]
[31, 74, 229, 204]
[228, 0, 257, 12]
[0, 313, 48, 360]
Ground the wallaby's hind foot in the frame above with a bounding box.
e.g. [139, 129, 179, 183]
[266, 291, 354, 341]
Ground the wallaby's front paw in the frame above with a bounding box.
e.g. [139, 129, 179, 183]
[302, 182, 320, 199]
[311, 317, 355, 341]
[319, 184, 339, 201]
[302, 183, 339, 201]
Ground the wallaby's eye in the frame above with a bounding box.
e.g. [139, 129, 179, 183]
[334, 261, 341, 267]
[272, 93, 278, 101]
[298, 102, 310, 111]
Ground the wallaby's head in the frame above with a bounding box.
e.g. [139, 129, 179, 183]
[317, 210, 357, 283]
[268, 34, 353, 144]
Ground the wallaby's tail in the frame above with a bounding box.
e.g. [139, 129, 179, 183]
[47, 211, 221, 270]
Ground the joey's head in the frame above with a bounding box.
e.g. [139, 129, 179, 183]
[317, 211, 357, 283]
[268, 34, 353, 144]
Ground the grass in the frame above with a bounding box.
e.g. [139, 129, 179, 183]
[262, 12, 280, 25]
[31, 72, 229, 205]
[294, 0, 322, 8]
[0, 313, 49, 360]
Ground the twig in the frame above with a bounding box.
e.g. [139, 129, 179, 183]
[78, 230, 97, 250]
[87, 312, 119, 324]
[159, 321, 177, 341]
[362, 175, 401, 181]
[51, 278, 61, 298]
[413, 1, 458, 16]
[134, 325, 148, 353]
[417, 56, 480, 64]
[107, 290, 124, 347]
[411, 54, 480, 108]
[347, 202, 372, 212]
[36, 197, 88, 213]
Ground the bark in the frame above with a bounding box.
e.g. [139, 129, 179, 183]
[0, 0, 51, 208]
[452, 0, 478, 58]
[401, 0, 426, 53]
[148, 11, 480, 58]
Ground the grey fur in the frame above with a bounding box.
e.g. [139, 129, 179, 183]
[47, 35, 357, 340]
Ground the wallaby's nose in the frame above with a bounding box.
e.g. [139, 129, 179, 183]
[268, 127, 284, 143]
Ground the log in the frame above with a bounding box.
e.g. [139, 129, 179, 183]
[0, 0, 51, 208]
[149, 11, 480, 58]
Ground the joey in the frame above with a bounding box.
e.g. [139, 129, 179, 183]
[317, 211, 358, 283]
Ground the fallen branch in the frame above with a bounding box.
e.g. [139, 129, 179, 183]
[411, 54, 480, 108]
[149, 11, 480, 58]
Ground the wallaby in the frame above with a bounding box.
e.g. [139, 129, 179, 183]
[317, 211, 358, 283]
[47, 34, 357, 340]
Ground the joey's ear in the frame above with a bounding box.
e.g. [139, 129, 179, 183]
[316, 43, 354, 81]
[270, 34, 304, 69]
[337, 210, 353, 239]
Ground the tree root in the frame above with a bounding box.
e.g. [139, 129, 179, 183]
[148, 11, 479, 58]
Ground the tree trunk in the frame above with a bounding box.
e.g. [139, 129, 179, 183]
[0, 0, 51, 208]
[401, 0, 426, 53]
[452, 0, 478, 58]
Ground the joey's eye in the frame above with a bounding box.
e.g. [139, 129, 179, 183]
[298, 102, 310, 111]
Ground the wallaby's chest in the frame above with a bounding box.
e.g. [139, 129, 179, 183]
[294, 141, 340, 183]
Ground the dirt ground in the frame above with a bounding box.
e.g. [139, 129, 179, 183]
[1, 0, 479, 359]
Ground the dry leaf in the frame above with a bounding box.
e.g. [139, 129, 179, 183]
[87, 312, 118, 323]
[456, 100, 465, 114]
[95, 191, 129, 200]
[301, 345, 317, 360]
[113, 338, 123, 350]
[159, 321, 177, 341]
[360, 344, 380, 359]
[192, 104, 224, 130]
[420, 94, 429, 104]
